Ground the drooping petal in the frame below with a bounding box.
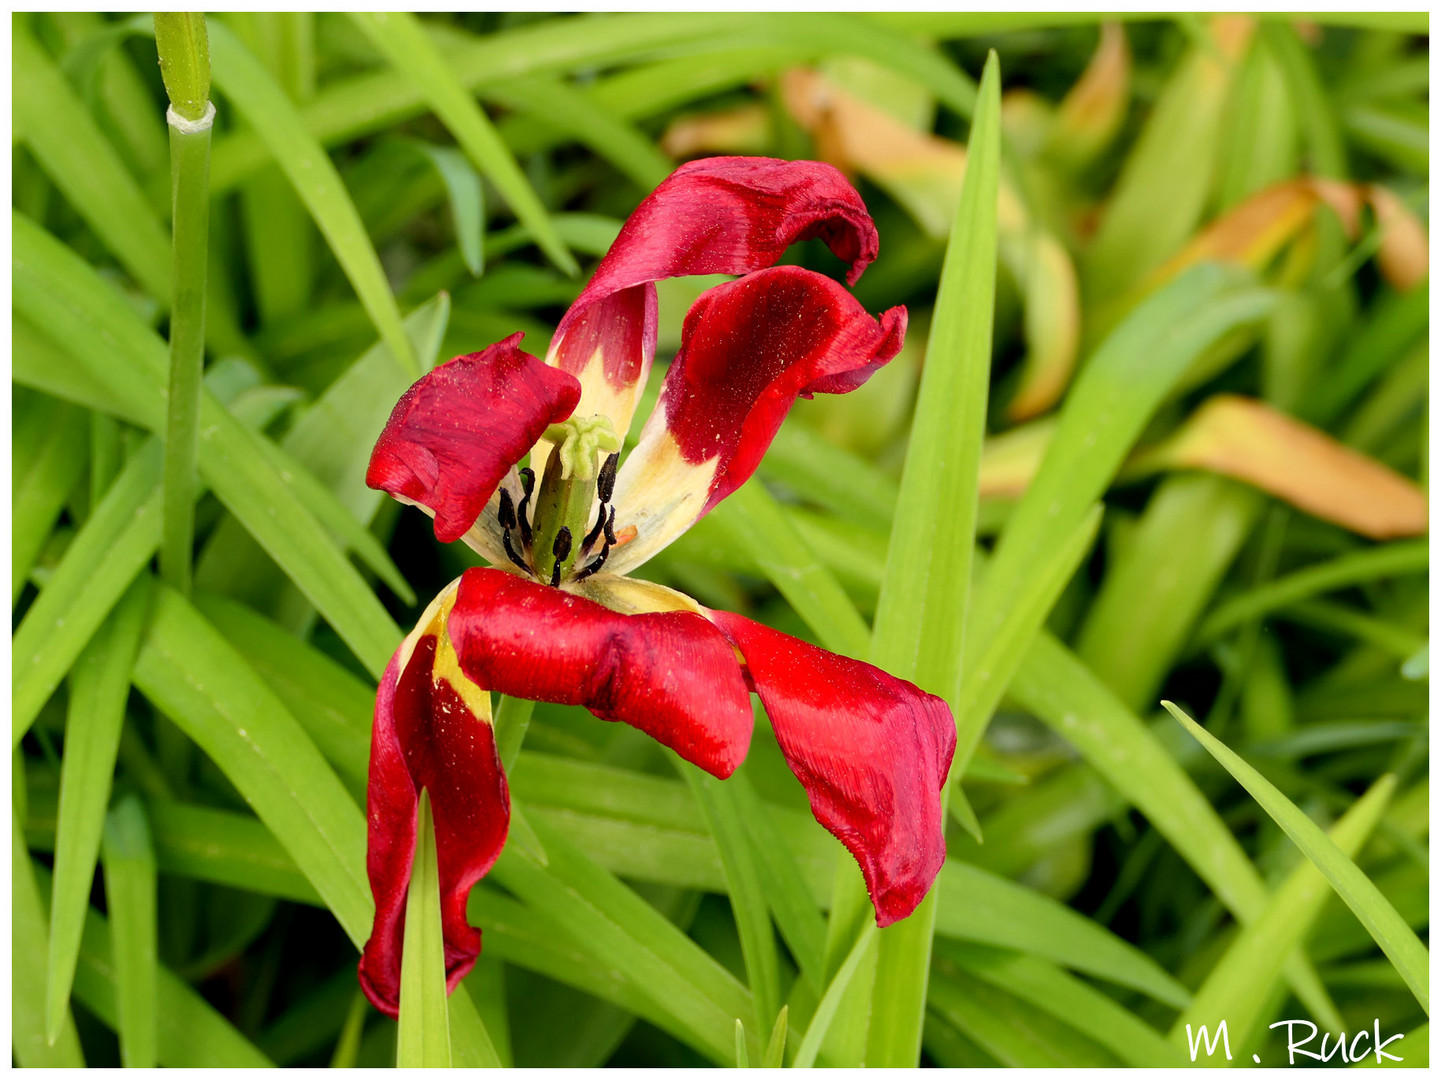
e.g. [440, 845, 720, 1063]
[707, 610, 955, 927]
[606, 266, 906, 574]
[358, 584, 510, 1019]
[449, 567, 753, 776]
[367, 334, 581, 544]
[547, 156, 880, 442]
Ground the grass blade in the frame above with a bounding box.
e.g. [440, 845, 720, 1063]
[12, 396, 87, 605]
[195, 293, 453, 620]
[29, 861, 274, 1066]
[968, 266, 1274, 696]
[764, 1006, 789, 1067]
[350, 12, 577, 277]
[794, 923, 877, 1068]
[14, 210, 404, 676]
[196, 593, 371, 797]
[206, 20, 418, 378]
[1163, 701, 1429, 1015]
[952, 503, 1102, 782]
[13, 819, 85, 1066]
[682, 760, 780, 1043]
[11, 441, 161, 742]
[100, 796, 159, 1068]
[488, 73, 673, 190]
[397, 791, 452, 1068]
[11, 22, 248, 359]
[1192, 539, 1429, 647]
[133, 582, 373, 944]
[859, 50, 1002, 1068]
[1077, 475, 1264, 712]
[715, 480, 871, 657]
[941, 942, 1186, 1067]
[1012, 633, 1342, 1028]
[490, 810, 753, 1064]
[735, 1019, 750, 1067]
[45, 577, 150, 1045]
[927, 963, 1116, 1067]
[1171, 772, 1397, 1056]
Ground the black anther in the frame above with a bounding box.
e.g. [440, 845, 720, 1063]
[573, 546, 610, 581]
[498, 488, 517, 532]
[603, 505, 617, 546]
[502, 531, 530, 573]
[549, 527, 572, 587]
[516, 468, 535, 546]
[552, 526, 572, 562]
[597, 452, 619, 504]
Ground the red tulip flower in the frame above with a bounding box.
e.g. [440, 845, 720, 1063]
[357, 157, 956, 1018]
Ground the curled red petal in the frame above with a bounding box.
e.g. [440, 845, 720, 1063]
[449, 568, 753, 776]
[606, 268, 905, 575]
[674, 267, 905, 511]
[366, 334, 581, 543]
[708, 610, 954, 926]
[551, 157, 879, 405]
[358, 623, 510, 1019]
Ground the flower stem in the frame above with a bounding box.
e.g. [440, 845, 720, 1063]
[155, 14, 213, 596]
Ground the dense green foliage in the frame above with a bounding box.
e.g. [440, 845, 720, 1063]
[13, 12, 1428, 1067]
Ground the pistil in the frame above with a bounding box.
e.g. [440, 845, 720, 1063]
[530, 416, 621, 585]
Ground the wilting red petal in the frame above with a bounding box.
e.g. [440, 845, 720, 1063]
[546, 285, 658, 441]
[449, 567, 753, 776]
[708, 610, 954, 926]
[366, 334, 581, 543]
[548, 157, 880, 437]
[358, 592, 510, 1019]
[607, 267, 906, 574]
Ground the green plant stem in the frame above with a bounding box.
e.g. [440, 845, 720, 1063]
[159, 85, 214, 596]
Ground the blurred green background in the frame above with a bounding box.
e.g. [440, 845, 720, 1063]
[13, 12, 1429, 1068]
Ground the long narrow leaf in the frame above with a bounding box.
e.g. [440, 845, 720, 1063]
[207, 21, 418, 378]
[1012, 632, 1343, 1029]
[1164, 702, 1429, 1015]
[1171, 773, 1396, 1056]
[682, 761, 780, 1046]
[45, 577, 151, 1044]
[31, 862, 274, 1066]
[397, 791, 451, 1067]
[13, 819, 85, 1067]
[861, 50, 1002, 1068]
[133, 583, 373, 944]
[12, 23, 249, 358]
[14, 210, 404, 676]
[12, 396, 88, 604]
[100, 796, 159, 1068]
[349, 12, 576, 277]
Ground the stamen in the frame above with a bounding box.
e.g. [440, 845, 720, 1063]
[516, 467, 535, 546]
[573, 546, 610, 581]
[597, 452, 619, 504]
[581, 505, 607, 551]
[549, 527, 572, 587]
[498, 488, 517, 532]
[603, 505, 617, 546]
[502, 530, 530, 573]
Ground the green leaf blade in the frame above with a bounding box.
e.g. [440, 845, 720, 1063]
[397, 791, 452, 1068]
[1164, 701, 1429, 1015]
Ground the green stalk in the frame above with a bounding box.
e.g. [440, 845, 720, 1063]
[831, 52, 1002, 1066]
[155, 13, 213, 595]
